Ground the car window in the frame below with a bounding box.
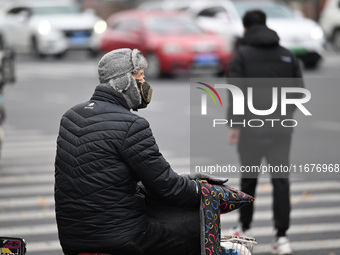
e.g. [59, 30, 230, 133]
[178, 7, 189, 11]
[145, 16, 202, 34]
[30, 5, 82, 15]
[111, 19, 140, 32]
[234, 3, 295, 19]
[7, 7, 31, 15]
[197, 6, 229, 19]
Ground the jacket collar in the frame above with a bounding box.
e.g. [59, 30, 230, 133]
[90, 85, 130, 110]
[242, 24, 280, 47]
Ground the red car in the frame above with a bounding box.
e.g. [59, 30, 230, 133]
[99, 10, 233, 78]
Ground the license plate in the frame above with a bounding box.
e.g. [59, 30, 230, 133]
[68, 32, 90, 45]
[194, 53, 218, 66]
[290, 48, 307, 55]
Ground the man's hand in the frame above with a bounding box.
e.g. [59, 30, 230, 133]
[228, 128, 240, 145]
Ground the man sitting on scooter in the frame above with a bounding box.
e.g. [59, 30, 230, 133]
[54, 48, 202, 255]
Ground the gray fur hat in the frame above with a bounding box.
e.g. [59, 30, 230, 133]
[98, 48, 148, 109]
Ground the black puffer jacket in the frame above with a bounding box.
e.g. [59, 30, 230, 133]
[229, 24, 302, 78]
[54, 85, 200, 253]
[227, 25, 303, 135]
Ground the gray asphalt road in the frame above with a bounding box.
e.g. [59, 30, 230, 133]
[0, 50, 339, 255]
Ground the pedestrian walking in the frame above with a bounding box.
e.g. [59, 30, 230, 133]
[227, 9, 303, 255]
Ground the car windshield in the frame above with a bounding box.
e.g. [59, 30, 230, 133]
[30, 5, 82, 15]
[145, 16, 202, 34]
[234, 2, 295, 19]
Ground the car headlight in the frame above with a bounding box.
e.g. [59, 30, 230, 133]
[38, 20, 51, 35]
[162, 43, 182, 54]
[310, 26, 324, 40]
[93, 20, 107, 34]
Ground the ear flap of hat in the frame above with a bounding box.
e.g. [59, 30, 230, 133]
[108, 73, 131, 93]
[108, 73, 141, 109]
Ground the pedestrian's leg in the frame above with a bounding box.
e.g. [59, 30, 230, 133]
[239, 178, 258, 230]
[271, 178, 290, 236]
[266, 134, 292, 237]
[238, 133, 264, 231]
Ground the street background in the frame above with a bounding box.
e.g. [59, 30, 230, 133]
[0, 47, 339, 254]
[0, 0, 339, 253]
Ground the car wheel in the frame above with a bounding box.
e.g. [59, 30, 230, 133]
[215, 69, 226, 77]
[88, 49, 100, 58]
[54, 51, 66, 59]
[2, 58, 11, 83]
[0, 54, 10, 86]
[303, 59, 320, 69]
[332, 28, 340, 52]
[145, 53, 161, 79]
[7, 50, 15, 83]
[0, 68, 4, 87]
[31, 37, 45, 59]
[0, 35, 5, 50]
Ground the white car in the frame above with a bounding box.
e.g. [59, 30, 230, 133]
[319, 0, 340, 51]
[0, 0, 107, 58]
[232, 1, 325, 68]
[159, 0, 325, 69]
[180, 1, 244, 52]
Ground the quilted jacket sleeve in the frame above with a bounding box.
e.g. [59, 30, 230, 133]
[227, 50, 245, 125]
[121, 117, 200, 208]
[228, 49, 244, 78]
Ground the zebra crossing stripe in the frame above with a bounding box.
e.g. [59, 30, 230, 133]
[25, 240, 62, 252]
[26, 238, 340, 253]
[0, 165, 53, 175]
[4, 140, 56, 148]
[8, 236, 340, 253]
[2, 222, 340, 238]
[0, 224, 57, 236]
[0, 209, 54, 221]
[221, 206, 340, 224]
[220, 206, 340, 225]
[1, 193, 340, 209]
[0, 196, 54, 208]
[254, 239, 340, 253]
[222, 222, 340, 237]
[2, 148, 55, 158]
[1, 128, 339, 254]
[0, 162, 339, 192]
[1, 205, 340, 223]
[0, 184, 54, 196]
[0, 174, 54, 184]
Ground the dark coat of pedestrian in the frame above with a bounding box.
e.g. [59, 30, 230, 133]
[228, 19, 303, 137]
[226, 10, 304, 255]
